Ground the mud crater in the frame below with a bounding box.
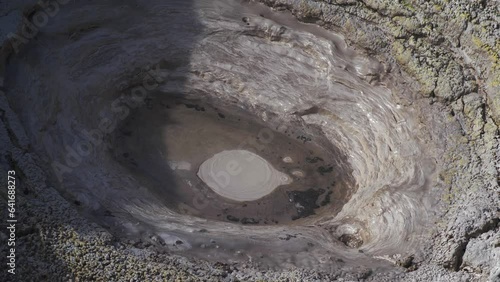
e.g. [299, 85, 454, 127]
[3, 0, 443, 273]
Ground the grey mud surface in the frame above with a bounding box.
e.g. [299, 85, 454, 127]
[0, 0, 499, 281]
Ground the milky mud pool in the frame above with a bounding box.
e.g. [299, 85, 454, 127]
[111, 97, 355, 225]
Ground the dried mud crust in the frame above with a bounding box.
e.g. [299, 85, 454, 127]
[0, 0, 499, 281]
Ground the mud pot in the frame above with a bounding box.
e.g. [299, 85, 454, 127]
[1, 0, 498, 280]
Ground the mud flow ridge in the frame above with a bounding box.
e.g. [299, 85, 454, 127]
[3, 0, 447, 274]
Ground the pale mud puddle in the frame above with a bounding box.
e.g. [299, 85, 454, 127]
[112, 97, 354, 225]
